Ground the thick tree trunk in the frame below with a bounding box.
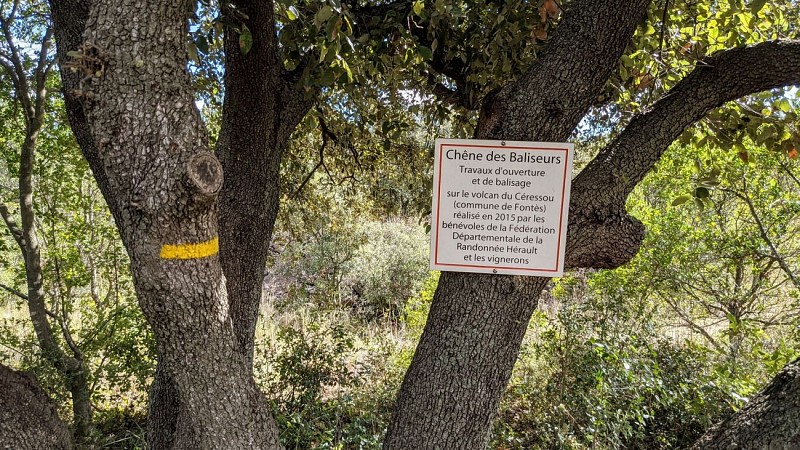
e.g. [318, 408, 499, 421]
[144, 0, 312, 446]
[690, 358, 800, 450]
[0, 363, 72, 449]
[385, 274, 549, 448]
[49, 0, 284, 447]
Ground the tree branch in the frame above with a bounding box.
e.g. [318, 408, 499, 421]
[574, 40, 800, 209]
[564, 40, 800, 270]
[656, 291, 725, 354]
[0, 201, 24, 250]
[293, 112, 332, 198]
[33, 26, 54, 120]
[729, 181, 800, 291]
[0, 282, 27, 300]
[778, 158, 800, 189]
[345, 0, 475, 108]
[0, 5, 34, 123]
[483, 0, 652, 141]
[215, 0, 315, 366]
[49, 0, 117, 218]
[425, 74, 470, 109]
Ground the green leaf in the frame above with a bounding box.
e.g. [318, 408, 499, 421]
[239, 25, 253, 54]
[710, 164, 722, 178]
[694, 187, 710, 199]
[326, 18, 340, 41]
[196, 35, 209, 54]
[413, 1, 424, 16]
[418, 46, 433, 60]
[341, 60, 353, 83]
[750, 0, 767, 14]
[671, 194, 692, 206]
[187, 42, 199, 63]
[699, 179, 720, 188]
[316, 5, 334, 26]
[286, 6, 299, 21]
[693, 197, 705, 211]
[738, 151, 750, 163]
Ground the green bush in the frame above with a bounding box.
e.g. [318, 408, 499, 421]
[344, 220, 429, 323]
[261, 320, 398, 450]
[273, 218, 429, 325]
[493, 270, 775, 450]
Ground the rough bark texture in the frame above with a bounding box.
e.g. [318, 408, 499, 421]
[146, 360, 181, 449]
[690, 358, 800, 450]
[215, 0, 313, 367]
[144, 0, 313, 446]
[386, 0, 800, 446]
[49, 0, 283, 447]
[0, 364, 72, 450]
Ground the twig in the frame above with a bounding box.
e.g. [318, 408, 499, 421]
[0, 282, 27, 300]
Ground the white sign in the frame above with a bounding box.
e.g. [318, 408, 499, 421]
[430, 138, 574, 276]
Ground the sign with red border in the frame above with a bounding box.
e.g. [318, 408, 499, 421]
[430, 139, 573, 276]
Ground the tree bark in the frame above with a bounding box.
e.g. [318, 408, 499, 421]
[144, 0, 313, 445]
[49, 0, 284, 446]
[689, 358, 800, 450]
[215, 0, 313, 367]
[0, 363, 72, 450]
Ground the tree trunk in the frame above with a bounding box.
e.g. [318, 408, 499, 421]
[146, 360, 183, 449]
[49, 0, 284, 446]
[144, 0, 313, 445]
[0, 363, 72, 450]
[385, 1, 651, 447]
[690, 358, 800, 450]
[215, 0, 313, 367]
[385, 274, 549, 448]
[19, 133, 94, 443]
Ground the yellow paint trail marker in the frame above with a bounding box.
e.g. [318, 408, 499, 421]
[160, 236, 219, 260]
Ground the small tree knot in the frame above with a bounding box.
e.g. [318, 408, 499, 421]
[186, 151, 223, 197]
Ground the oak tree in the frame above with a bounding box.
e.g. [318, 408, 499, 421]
[45, 0, 800, 448]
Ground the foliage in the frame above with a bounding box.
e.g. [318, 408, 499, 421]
[256, 279, 424, 449]
[259, 318, 396, 450]
[272, 188, 430, 325]
[628, 140, 800, 368]
[0, 83, 155, 443]
[1, 0, 799, 446]
[497, 278, 746, 450]
[492, 136, 800, 449]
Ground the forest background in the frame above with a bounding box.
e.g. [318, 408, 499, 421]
[1, 0, 799, 448]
